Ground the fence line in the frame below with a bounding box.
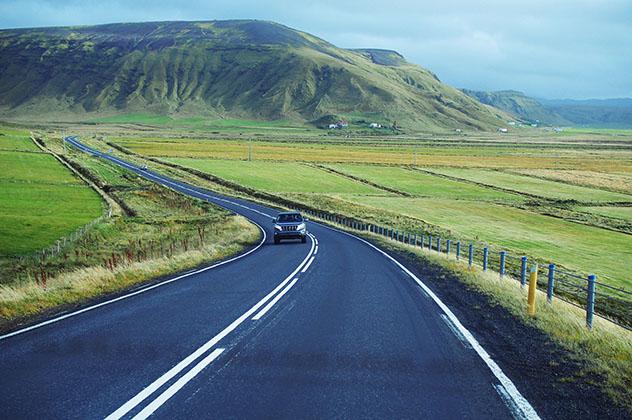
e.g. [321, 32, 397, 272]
[295, 207, 632, 331]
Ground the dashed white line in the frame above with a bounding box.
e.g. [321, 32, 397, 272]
[105, 236, 316, 419]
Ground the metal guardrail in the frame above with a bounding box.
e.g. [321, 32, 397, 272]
[298, 208, 632, 331]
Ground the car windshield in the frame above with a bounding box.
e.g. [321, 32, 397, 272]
[277, 213, 302, 223]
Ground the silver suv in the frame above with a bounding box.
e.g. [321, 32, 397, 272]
[273, 212, 307, 244]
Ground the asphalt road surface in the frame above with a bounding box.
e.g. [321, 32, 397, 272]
[0, 137, 540, 419]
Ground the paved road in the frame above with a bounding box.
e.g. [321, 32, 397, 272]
[0, 137, 539, 419]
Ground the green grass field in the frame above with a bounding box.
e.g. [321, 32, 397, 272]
[341, 195, 631, 287]
[165, 158, 384, 195]
[326, 164, 522, 202]
[428, 168, 632, 203]
[578, 206, 632, 222]
[0, 132, 103, 256]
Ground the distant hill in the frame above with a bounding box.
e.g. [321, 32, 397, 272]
[538, 98, 632, 128]
[460, 89, 569, 125]
[0, 20, 507, 130]
[462, 89, 632, 128]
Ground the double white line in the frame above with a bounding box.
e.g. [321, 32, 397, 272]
[106, 234, 318, 420]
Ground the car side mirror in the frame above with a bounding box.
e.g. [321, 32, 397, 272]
[304, 218, 309, 222]
[272, 218, 276, 223]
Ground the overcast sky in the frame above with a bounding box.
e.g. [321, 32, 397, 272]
[1, 0, 630, 99]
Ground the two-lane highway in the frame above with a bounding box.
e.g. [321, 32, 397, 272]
[0, 137, 539, 419]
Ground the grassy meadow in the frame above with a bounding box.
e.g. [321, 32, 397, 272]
[102, 127, 632, 296]
[0, 130, 103, 256]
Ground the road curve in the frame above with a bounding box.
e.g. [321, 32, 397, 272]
[0, 137, 539, 419]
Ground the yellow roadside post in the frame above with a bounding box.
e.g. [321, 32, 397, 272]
[528, 264, 538, 316]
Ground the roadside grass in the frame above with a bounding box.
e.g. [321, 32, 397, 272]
[336, 195, 632, 290]
[368, 233, 632, 411]
[164, 158, 384, 195]
[427, 167, 632, 203]
[325, 164, 523, 202]
[0, 217, 258, 323]
[508, 169, 632, 195]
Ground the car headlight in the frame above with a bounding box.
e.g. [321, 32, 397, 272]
[297, 223, 306, 231]
[274, 224, 282, 231]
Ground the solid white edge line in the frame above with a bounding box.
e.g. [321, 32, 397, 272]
[105, 236, 316, 420]
[300, 256, 315, 273]
[252, 278, 299, 320]
[131, 348, 225, 420]
[314, 246, 318, 255]
[317, 223, 540, 420]
[0, 223, 267, 342]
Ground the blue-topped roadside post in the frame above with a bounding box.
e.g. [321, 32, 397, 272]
[483, 247, 489, 271]
[446, 239, 451, 256]
[547, 264, 556, 303]
[520, 256, 528, 287]
[468, 244, 473, 268]
[437, 237, 441, 254]
[499, 251, 506, 278]
[456, 241, 461, 260]
[586, 275, 597, 329]
[429, 235, 433, 250]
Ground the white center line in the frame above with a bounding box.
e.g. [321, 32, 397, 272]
[105, 237, 315, 419]
[252, 278, 299, 320]
[132, 348, 225, 420]
[301, 256, 315, 273]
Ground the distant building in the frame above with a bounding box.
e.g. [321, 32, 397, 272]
[531, 123, 538, 127]
[369, 122, 382, 128]
[328, 121, 349, 129]
[455, 128, 462, 133]
[508, 121, 516, 126]
[497, 128, 508, 133]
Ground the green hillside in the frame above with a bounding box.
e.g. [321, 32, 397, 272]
[0, 20, 507, 130]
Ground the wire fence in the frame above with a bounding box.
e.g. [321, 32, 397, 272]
[297, 208, 632, 331]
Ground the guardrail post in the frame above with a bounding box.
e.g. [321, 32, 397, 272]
[520, 256, 528, 288]
[468, 244, 473, 267]
[446, 239, 451, 256]
[420, 234, 425, 248]
[407, 232, 411, 244]
[483, 247, 489, 271]
[436, 237, 441, 253]
[528, 264, 538, 316]
[429, 235, 433, 250]
[456, 241, 461, 260]
[547, 263, 556, 303]
[499, 251, 506, 278]
[586, 275, 596, 329]
[413, 234, 417, 246]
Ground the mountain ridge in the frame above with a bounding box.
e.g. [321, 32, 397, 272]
[0, 19, 507, 130]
